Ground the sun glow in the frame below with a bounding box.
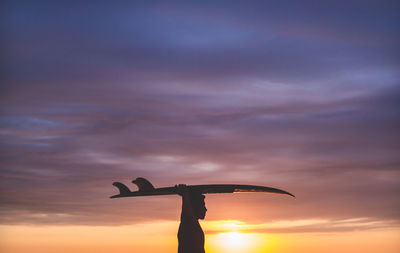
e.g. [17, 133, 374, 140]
[218, 232, 248, 249]
[203, 220, 273, 253]
[206, 231, 270, 253]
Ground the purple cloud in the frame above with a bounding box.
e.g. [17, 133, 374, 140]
[0, 0, 399, 232]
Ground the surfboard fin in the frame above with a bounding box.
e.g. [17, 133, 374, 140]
[132, 177, 155, 192]
[112, 182, 132, 196]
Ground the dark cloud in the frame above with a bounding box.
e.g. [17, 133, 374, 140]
[0, 0, 399, 231]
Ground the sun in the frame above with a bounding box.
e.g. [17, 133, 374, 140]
[204, 220, 272, 253]
[216, 232, 250, 251]
[219, 232, 246, 247]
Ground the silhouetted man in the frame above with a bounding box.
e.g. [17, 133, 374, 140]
[175, 184, 207, 253]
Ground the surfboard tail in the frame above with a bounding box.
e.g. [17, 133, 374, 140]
[111, 182, 132, 198]
[132, 177, 156, 192]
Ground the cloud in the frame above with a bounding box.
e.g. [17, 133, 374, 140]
[204, 218, 400, 234]
[0, 1, 399, 228]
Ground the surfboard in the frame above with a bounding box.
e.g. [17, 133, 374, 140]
[110, 177, 295, 198]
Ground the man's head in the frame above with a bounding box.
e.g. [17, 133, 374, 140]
[190, 192, 207, 220]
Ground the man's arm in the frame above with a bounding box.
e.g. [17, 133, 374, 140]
[175, 184, 196, 222]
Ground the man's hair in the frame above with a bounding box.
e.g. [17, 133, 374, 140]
[189, 191, 205, 208]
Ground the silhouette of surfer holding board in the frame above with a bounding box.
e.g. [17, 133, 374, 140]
[175, 184, 207, 253]
[110, 177, 294, 253]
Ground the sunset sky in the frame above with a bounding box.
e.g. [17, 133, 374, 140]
[1, 1, 399, 252]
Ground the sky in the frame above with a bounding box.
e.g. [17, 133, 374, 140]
[1, 1, 399, 252]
